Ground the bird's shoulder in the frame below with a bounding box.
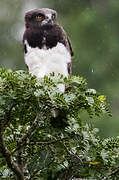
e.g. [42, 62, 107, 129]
[55, 24, 74, 57]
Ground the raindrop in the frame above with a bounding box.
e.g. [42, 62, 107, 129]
[91, 69, 94, 73]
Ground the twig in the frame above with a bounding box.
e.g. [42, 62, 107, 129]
[0, 131, 24, 180]
[29, 137, 69, 146]
[17, 146, 24, 173]
[13, 116, 38, 154]
[109, 167, 119, 176]
[102, 167, 119, 180]
[0, 116, 39, 179]
[62, 140, 83, 163]
[3, 103, 16, 128]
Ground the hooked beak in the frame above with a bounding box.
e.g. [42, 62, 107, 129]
[46, 17, 53, 24]
[42, 16, 53, 25]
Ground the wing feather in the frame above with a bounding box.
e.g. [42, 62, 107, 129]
[57, 25, 74, 74]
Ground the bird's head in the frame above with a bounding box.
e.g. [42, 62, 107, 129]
[25, 8, 57, 29]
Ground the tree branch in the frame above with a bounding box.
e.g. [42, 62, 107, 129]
[17, 146, 24, 174]
[13, 116, 38, 154]
[29, 137, 69, 146]
[0, 131, 24, 180]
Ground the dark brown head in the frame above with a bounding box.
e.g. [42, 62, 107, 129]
[25, 8, 57, 29]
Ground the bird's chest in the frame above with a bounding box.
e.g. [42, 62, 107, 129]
[43, 30, 60, 48]
[25, 42, 71, 78]
[27, 28, 61, 49]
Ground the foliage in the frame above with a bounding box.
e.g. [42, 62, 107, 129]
[0, 0, 119, 137]
[0, 69, 118, 180]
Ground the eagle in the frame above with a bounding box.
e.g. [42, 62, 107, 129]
[23, 8, 73, 92]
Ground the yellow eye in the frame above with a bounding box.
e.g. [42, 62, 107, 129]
[36, 15, 43, 20]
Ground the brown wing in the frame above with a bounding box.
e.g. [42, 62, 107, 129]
[58, 25, 74, 74]
[67, 36, 73, 74]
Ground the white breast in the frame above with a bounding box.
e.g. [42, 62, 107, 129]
[24, 41, 71, 92]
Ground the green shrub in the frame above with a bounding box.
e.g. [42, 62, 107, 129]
[0, 69, 118, 180]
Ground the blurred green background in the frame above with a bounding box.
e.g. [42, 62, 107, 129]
[0, 0, 119, 138]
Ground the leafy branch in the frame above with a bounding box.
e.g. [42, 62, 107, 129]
[0, 131, 24, 180]
[0, 69, 118, 180]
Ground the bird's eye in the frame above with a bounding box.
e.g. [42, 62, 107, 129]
[36, 15, 44, 20]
